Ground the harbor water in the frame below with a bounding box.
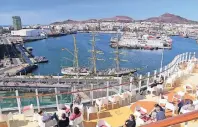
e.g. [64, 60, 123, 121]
[24, 33, 198, 75]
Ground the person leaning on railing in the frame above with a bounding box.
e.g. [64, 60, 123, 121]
[73, 93, 83, 105]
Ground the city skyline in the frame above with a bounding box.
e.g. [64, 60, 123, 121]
[1, 0, 198, 25]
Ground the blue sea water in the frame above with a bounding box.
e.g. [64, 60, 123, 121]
[24, 33, 198, 75]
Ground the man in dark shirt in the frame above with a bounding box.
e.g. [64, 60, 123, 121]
[155, 104, 164, 111]
[150, 80, 158, 88]
[125, 114, 136, 127]
[149, 104, 164, 119]
[58, 113, 69, 127]
[178, 99, 193, 114]
[156, 107, 166, 121]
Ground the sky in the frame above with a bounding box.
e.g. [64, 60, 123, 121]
[1, 0, 198, 25]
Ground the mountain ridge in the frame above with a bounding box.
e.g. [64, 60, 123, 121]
[50, 13, 198, 25]
[143, 13, 197, 24]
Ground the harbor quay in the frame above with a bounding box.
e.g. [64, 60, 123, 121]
[0, 75, 119, 91]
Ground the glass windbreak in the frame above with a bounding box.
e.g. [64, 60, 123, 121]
[109, 80, 120, 96]
[121, 76, 131, 92]
[57, 87, 72, 104]
[74, 83, 91, 103]
[0, 91, 17, 109]
[92, 82, 107, 99]
[19, 91, 37, 107]
[39, 88, 56, 106]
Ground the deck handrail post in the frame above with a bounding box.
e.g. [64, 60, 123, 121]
[119, 77, 122, 94]
[176, 55, 179, 65]
[35, 89, 40, 111]
[167, 64, 170, 78]
[189, 52, 192, 61]
[164, 66, 167, 80]
[90, 83, 94, 105]
[130, 77, 133, 91]
[106, 81, 109, 97]
[185, 52, 188, 62]
[15, 90, 21, 114]
[182, 53, 185, 63]
[146, 72, 150, 88]
[138, 75, 142, 93]
[159, 67, 162, 77]
[172, 62, 175, 74]
[55, 88, 59, 110]
[179, 54, 182, 64]
[154, 70, 157, 79]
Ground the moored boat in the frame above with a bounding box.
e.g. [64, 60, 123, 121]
[61, 67, 90, 76]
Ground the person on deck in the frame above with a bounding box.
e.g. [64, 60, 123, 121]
[38, 110, 58, 123]
[178, 99, 193, 114]
[125, 114, 136, 127]
[156, 107, 166, 121]
[150, 80, 158, 88]
[58, 104, 71, 118]
[158, 76, 164, 85]
[149, 104, 164, 119]
[57, 113, 70, 127]
[69, 107, 81, 120]
[73, 93, 82, 105]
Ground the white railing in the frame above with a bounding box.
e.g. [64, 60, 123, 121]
[0, 52, 196, 114]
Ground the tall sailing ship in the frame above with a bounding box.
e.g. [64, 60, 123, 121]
[61, 33, 137, 77]
[61, 35, 90, 76]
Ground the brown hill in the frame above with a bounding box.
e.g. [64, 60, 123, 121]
[99, 16, 133, 22]
[143, 13, 198, 24]
[50, 16, 133, 25]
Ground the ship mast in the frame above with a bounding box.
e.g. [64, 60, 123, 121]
[111, 30, 127, 72]
[115, 32, 120, 71]
[73, 35, 79, 70]
[89, 32, 104, 75]
[62, 35, 79, 71]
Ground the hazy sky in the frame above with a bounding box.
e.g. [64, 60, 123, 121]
[1, 0, 198, 25]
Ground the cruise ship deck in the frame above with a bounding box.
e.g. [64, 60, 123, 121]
[1, 52, 198, 127]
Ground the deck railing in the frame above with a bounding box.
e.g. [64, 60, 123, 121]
[0, 52, 196, 114]
[141, 110, 198, 127]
